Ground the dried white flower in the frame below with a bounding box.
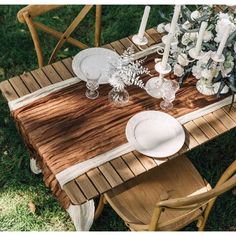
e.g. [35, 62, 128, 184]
[157, 23, 166, 33]
[109, 72, 125, 91]
[108, 46, 149, 91]
[173, 64, 184, 77]
[177, 53, 189, 66]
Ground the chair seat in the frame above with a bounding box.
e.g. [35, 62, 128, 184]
[105, 155, 211, 231]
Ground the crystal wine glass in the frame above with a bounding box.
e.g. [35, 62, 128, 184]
[85, 70, 101, 100]
[160, 80, 179, 111]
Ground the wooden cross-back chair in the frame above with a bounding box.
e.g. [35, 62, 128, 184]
[17, 5, 102, 67]
[96, 155, 236, 231]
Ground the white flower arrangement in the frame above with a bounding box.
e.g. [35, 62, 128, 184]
[157, 5, 236, 107]
[107, 46, 150, 92]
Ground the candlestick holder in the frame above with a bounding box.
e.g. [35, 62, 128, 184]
[162, 34, 178, 48]
[211, 52, 225, 63]
[145, 62, 172, 98]
[132, 34, 148, 46]
[188, 47, 205, 60]
[196, 53, 226, 96]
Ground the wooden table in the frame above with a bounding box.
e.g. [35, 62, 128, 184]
[1, 27, 236, 209]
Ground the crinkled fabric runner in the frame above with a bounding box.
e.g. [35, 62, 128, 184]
[10, 74, 232, 187]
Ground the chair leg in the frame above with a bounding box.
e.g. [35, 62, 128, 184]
[94, 194, 106, 220]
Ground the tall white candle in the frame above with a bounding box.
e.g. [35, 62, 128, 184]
[195, 21, 208, 56]
[216, 25, 230, 58]
[161, 33, 173, 68]
[138, 6, 151, 40]
[161, 5, 181, 69]
[169, 5, 181, 34]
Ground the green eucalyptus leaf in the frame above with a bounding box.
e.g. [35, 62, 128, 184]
[185, 28, 200, 33]
[228, 74, 236, 88]
[179, 70, 190, 87]
[182, 6, 192, 21]
[202, 42, 217, 51]
[206, 58, 213, 69]
[226, 30, 236, 47]
[216, 80, 226, 98]
[194, 14, 210, 22]
[212, 71, 222, 83]
[158, 10, 170, 22]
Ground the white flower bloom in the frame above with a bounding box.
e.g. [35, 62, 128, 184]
[192, 65, 202, 79]
[191, 10, 201, 20]
[201, 69, 213, 80]
[215, 18, 236, 43]
[181, 32, 198, 45]
[189, 32, 198, 41]
[177, 53, 189, 66]
[234, 42, 236, 53]
[181, 33, 190, 45]
[218, 12, 231, 21]
[163, 22, 181, 34]
[164, 23, 171, 32]
[157, 23, 166, 33]
[173, 64, 184, 77]
[203, 30, 213, 42]
[170, 45, 182, 54]
[182, 21, 192, 30]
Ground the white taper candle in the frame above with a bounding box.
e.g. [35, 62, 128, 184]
[161, 5, 181, 69]
[195, 21, 208, 56]
[161, 33, 173, 68]
[169, 5, 181, 34]
[138, 6, 151, 40]
[216, 25, 231, 58]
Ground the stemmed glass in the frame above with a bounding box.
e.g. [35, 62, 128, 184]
[160, 80, 179, 111]
[85, 70, 101, 100]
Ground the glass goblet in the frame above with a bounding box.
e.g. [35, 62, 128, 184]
[85, 71, 101, 100]
[160, 80, 179, 111]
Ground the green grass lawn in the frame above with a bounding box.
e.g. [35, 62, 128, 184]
[0, 5, 236, 231]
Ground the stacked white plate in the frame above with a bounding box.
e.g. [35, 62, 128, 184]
[126, 111, 185, 158]
[72, 47, 120, 84]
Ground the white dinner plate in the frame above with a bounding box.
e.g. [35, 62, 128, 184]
[126, 111, 185, 158]
[72, 47, 120, 84]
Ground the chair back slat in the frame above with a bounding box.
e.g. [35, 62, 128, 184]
[17, 5, 102, 67]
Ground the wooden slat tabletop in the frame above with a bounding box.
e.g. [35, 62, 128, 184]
[1, 27, 236, 207]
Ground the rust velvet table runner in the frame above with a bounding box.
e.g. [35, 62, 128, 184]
[11, 57, 229, 180]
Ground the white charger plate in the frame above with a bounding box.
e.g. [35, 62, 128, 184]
[72, 47, 120, 84]
[126, 111, 185, 158]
